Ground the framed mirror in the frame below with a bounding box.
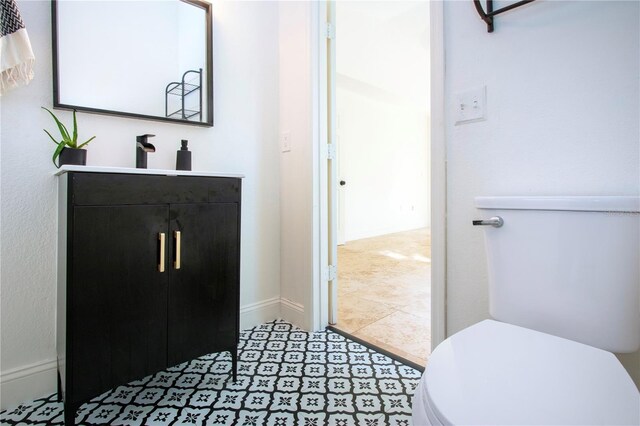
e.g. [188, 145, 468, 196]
[52, 0, 213, 127]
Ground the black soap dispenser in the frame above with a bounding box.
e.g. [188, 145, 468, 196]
[176, 139, 192, 171]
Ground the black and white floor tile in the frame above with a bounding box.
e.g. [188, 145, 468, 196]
[0, 321, 420, 425]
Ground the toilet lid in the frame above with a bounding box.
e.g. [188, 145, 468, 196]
[424, 320, 640, 425]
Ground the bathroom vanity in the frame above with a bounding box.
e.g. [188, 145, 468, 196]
[55, 166, 242, 425]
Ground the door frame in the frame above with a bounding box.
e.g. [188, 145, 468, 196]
[309, 0, 447, 351]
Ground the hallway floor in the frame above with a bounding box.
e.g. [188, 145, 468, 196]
[335, 228, 431, 366]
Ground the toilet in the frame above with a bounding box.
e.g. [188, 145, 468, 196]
[412, 196, 640, 425]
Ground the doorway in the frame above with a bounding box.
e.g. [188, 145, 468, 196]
[328, 1, 432, 366]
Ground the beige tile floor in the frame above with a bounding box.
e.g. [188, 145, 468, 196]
[335, 228, 431, 366]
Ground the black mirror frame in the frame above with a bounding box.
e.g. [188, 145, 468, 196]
[51, 0, 214, 127]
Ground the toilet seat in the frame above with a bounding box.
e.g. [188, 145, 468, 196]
[415, 320, 640, 425]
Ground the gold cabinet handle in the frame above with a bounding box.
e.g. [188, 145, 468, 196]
[174, 231, 181, 270]
[158, 233, 166, 272]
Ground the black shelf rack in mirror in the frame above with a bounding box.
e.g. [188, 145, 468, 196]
[165, 69, 203, 121]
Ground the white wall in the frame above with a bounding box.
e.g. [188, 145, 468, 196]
[336, 1, 430, 242]
[337, 79, 429, 241]
[0, 0, 282, 409]
[444, 0, 640, 386]
[335, 2, 430, 109]
[278, 1, 314, 330]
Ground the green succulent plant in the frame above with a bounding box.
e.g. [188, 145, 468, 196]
[42, 107, 96, 168]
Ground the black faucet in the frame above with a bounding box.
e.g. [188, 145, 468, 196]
[136, 134, 156, 169]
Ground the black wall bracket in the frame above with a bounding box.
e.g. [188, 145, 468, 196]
[473, 0, 536, 33]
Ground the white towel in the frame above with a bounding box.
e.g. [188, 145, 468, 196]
[0, 0, 35, 96]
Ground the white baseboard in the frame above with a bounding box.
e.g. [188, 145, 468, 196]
[0, 297, 301, 410]
[0, 359, 58, 411]
[240, 296, 281, 330]
[280, 297, 305, 329]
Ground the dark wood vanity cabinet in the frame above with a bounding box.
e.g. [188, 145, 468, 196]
[57, 172, 241, 426]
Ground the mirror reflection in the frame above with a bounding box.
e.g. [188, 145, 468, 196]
[54, 0, 212, 126]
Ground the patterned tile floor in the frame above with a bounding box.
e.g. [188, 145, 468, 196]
[0, 321, 420, 425]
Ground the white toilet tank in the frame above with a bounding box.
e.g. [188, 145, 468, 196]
[475, 196, 640, 353]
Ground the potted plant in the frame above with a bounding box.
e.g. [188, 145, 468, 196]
[42, 107, 96, 168]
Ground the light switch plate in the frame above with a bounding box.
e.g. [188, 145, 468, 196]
[454, 86, 486, 125]
[281, 131, 291, 152]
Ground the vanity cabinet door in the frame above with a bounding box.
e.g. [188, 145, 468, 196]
[167, 203, 239, 366]
[71, 204, 169, 403]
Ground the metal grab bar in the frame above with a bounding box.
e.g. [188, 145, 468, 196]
[472, 216, 504, 228]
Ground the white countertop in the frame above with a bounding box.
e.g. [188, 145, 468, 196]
[54, 165, 245, 179]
